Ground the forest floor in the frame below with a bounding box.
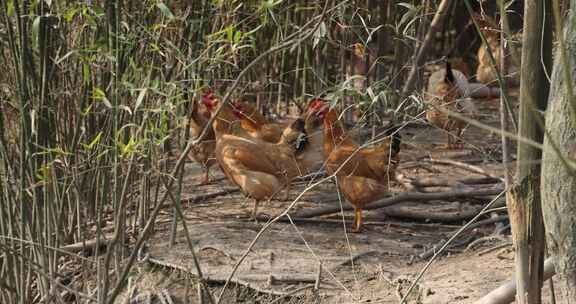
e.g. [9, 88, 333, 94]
[112, 92, 554, 304]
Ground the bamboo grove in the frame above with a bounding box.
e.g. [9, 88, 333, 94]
[0, 0, 527, 303]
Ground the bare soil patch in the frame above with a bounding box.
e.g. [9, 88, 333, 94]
[119, 95, 532, 303]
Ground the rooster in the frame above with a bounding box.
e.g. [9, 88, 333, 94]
[187, 90, 217, 184]
[425, 61, 476, 149]
[308, 99, 402, 232]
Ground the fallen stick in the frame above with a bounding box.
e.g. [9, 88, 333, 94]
[291, 188, 503, 218]
[60, 237, 113, 253]
[426, 159, 504, 182]
[466, 83, 501, 99]
[146, 256, 315, 297]
[474, 257, 556, 304]
[331, 251, 377, 270]
[383, 205, 483, 223]
[411, 176, 502, 188]
[181, 188, 240, 204]
[255, 215, 457, 230]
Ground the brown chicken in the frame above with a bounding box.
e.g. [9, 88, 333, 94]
[240, 100, 326, 176]
[187, 90, 217, 184]
[425, 61, 476, 149]
[308, 99, 402, 232]
[231, 100, 287, 143]
[472, 13, 520, 86]
[203, 95, 319, 219]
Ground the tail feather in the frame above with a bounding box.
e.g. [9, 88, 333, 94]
[384, 124, 402, 157]
[286, 118, 309, 152]
[445, 60, 455, 85]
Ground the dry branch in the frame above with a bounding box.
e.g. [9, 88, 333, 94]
[426, 159, 504, 181]
[383, 205, 483, 223]
[467, 83, 501, 99]
[255, 216, 457, 230]
[181, 188, 241, 204]
[145, 256, 314, 297]
[59, 238, 113, 254]
[474, 258, 556, 304]
[408, 176, 502, 189]
[292, 188, 503, 218]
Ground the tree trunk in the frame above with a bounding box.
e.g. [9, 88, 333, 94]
[541, 0, 576, 302]
[510, 1, 552, 303]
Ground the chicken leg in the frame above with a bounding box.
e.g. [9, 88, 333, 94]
[202, 168, 211, 184]
[283, 183, 291, 201]
[443, 133, 453, 149]
[252, 199, 260, 222]
[352, 208, 363, 233]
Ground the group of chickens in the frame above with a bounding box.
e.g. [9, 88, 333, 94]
[188, 89, 401, 233]
[188, 60, 464, 233]
[186, 13, 510, 233]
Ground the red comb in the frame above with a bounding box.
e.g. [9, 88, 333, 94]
[308, 98, 325, 110]
[201, 91, 216, 110]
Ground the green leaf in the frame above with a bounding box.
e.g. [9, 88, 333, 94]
[101, 98, 112, 109]
[83, 132, 102, 150]
[157, 2, 175, 20]
[234, 30, 242, 43]
[135, 88, 148, 112]
[397, 2, 416, 10]
[32, 16, 41, 41]
[119, 136, 139, 157]
[92, 88, 112, 108]
[63, 7, 79, 22]
[226, 26, 234, 42]
[119, 105, 132, 115]
[313, 21, 326, 49]
[260, 0, 283, 12]
[6, 1, 14, 17]
[82, 64, 90, 84]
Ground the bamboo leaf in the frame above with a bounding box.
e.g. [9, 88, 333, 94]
[93, 88, 112, 108]
[157, 2, 175, 20]
[82, 64, 90, 84]
[83, 132, 102, 150]
[32, 16, 41, 41]
[6, 1, 14, 17]
[313, 21, 326, 49]
[119, 105, 133, 115]
[63, 7, 79, 22]
[55, 51, 76, 65]
[234, 30, 242, 43]
[135, 88, 148, 112]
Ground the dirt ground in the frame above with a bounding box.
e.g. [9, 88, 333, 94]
[118, 93, 555, 304]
